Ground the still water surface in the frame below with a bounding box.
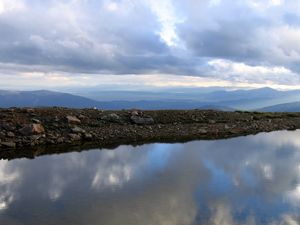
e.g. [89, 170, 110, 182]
[1, 130, 300, 225]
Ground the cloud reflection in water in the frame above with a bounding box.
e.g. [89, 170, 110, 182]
[0, 130, 300, 224]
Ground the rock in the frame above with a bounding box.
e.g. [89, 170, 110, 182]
[57, 137, 65, 143]
[78, 114, 87, 120]
[47, 133, 56, 139]
[1, 141, 16, 148]
[30, 135, 42, 141]
[224, 124, 230, 129]
[46, 140, 55, 145]
[131, 111, 139, 116]
[71, 126, 86, 134]
[1, 123, 15, 131]
[52, 123, 59, 128]
[83, 133, 93, 141]
[32, 124, 45, 134]
[131, 110, 141, 116]
[230, 129, 240, 134]
[19, 124, 45, 136]
[19, 126, 32, 136]
[0, 131, 5, 138]
[31, 118, 41, 123]
[101, 113, 122, 123]
[26, 108, 35, 113]
[66, 115, 81, 124]
[208, 120, 216, 124]
[199, 128, 208, 134]
[68, 133, 81, 141]
[7, 131, 15, 137]
[131, 115, 154, 125]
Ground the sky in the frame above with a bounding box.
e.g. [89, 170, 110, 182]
[1, 0, 300, 90]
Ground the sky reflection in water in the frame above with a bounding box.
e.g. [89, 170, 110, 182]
[1, 130, 300, 225]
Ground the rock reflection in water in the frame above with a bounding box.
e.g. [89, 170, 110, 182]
[1, 130, 300, 225]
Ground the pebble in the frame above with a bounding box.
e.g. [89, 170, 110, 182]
[1, 141, 16, 148]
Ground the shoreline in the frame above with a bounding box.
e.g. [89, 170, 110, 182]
[1, 107, 300, 159]
[0, 129, 294, 160]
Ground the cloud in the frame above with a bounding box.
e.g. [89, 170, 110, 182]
[0, 0, 25, 14]
[0, 0, 172, 73]
[176, 0, 300, 72]
[207, 59, 300, 85]
[1, 0, 300, 88]
[2, 130, 300, 223]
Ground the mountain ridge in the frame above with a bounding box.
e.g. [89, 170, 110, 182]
[259, 102, 300, 112]
[2, 88, 300, 111]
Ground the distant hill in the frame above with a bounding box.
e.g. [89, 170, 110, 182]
[3, 88, 300, 111]
[204, 87, 280, 101]
[258, 102, 300, 112]
[98, 100, 235, 111]
[201, 87, 300, 109]
[0, 90, 101, 108]
[76, 87, 300, 110]
[0, 90, 234, 110]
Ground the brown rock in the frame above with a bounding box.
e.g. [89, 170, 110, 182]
[19, 124, 45, 136]
[32, 124, 45, 134]
[66, 115, 81, 124]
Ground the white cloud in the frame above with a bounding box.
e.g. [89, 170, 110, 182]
[208, 59, 300, 85]
[106, 1, 118, 11]
[0, 161, 20, 211]
[270, 0, 283, 6]
[0, 0, 25, 14]
[147, 0, 182, 46]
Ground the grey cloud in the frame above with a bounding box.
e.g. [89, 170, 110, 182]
[0, 0, 179, 74]
[0, 0, 242, 77]
[177, 2, 264, 58]
[179, 22, 263, 62]
[1, 0, 300, 84]
[176, 0, 300, 73]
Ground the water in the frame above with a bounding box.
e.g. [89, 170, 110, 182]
[1, 130, 300, 225]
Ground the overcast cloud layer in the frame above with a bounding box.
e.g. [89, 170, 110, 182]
[1, 0, 300, 89]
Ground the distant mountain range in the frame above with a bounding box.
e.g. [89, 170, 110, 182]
[259, 102, 300, 112]
[0, 90, 100, 108]
[0, 90, 233, 110]
[1, 88, 300, 111]
[75, 87, 300, 110]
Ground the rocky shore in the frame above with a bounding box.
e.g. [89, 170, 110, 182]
[1, 107, 300, 159]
